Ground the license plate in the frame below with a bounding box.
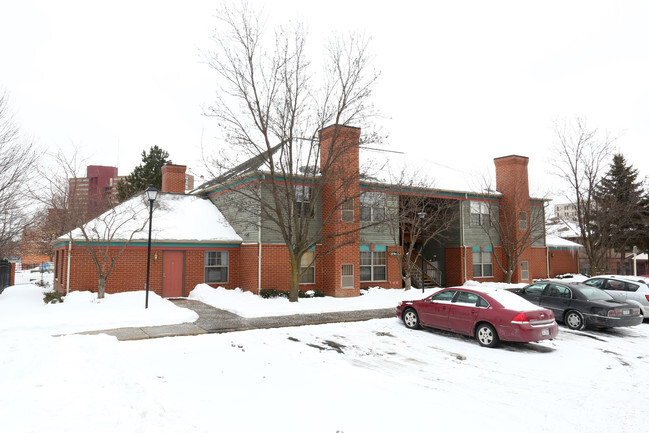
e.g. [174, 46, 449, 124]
[542, 329, 549, 336]
[623, 309, 630, 315]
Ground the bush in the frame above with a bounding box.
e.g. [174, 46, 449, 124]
[259, 289, 325, 299]
[43, 290, 64, 304]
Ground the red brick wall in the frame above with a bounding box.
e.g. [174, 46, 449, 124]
[530, 247, 549, 280]
[53, 244, 239, 296]
[548, 248, 579, 277]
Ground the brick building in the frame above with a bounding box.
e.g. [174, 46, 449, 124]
[53, 124, 580, 298]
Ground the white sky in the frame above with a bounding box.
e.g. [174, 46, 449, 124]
[1, 0, 648, 200]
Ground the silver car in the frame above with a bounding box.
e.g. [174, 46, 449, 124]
[584, 276, 649, 319]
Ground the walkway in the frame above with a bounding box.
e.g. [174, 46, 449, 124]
[79, 299, 395, 341]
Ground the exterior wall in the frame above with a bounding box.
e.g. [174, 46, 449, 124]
[460, 199, 500, 247]
[359, 245, 402, 289]
[211, 182, 261, 244]
[359, 191, 399, 246]
[53, 244, 239, 297]
[548, 248, 580, 277]
[530, 247, 549, 280]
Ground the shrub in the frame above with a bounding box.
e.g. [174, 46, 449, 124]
[43, 290, 64, 304]
[259, 289, 289, 299]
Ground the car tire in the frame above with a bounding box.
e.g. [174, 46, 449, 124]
[402, 308, 420, 329]
[475, 323, 499, 348]
[565, 310, 585, 331]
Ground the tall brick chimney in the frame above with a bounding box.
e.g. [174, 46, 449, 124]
[161, 164, 188, 194]
[494, 155, 532, 283]
[319, 124, 361, 297]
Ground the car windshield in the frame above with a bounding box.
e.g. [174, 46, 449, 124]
[578, 287, 614, 301]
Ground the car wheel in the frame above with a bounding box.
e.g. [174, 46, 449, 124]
[402, 308, 420, 329]
[565, 310, 585, 330]
[475, 323, 499, 348]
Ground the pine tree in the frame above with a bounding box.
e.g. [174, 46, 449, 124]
[116, 146, 172, 202]
[595, 154, 646, 270]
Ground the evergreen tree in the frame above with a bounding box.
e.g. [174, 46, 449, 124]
[595, 154, 646, 269]
[116, 146, 172, 202]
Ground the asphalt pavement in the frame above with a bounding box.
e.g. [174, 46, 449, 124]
[79, 299, 395, 341]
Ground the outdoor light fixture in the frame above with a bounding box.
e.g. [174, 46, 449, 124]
[144, 185, 158, 309]
[418, 211, 426, 293]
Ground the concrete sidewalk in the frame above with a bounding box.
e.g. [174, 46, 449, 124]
[79, 299, 395, 341]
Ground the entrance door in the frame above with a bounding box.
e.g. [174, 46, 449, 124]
[162, 251, 184, 297]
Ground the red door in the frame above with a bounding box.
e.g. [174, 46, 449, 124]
[163, 251, 184, 297]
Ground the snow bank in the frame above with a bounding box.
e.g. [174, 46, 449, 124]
[0, 283, 198, 336]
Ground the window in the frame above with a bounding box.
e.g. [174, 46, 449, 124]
[519, 211, 527, 230]
[341, 199, 354, 222]
[295, 185, 313, 218]
[299, 251, 315, 284]
[454, 291, 479, 305]
[360, 251, 387, 281]
[470, 201, 490, 226]
[204, 251, 229, 283]
[360, 192, 385, 222]
[341, 264, 354, 288]
[524, 283, 546, 295]
[431, 290, 456, 302]
[546, 284, 571, 299]
[521, 261, 529, 280]
[472, 250, 493, 277]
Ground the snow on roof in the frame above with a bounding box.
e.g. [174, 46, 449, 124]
[60, 193, 242, 244]
[546, 235, 582, 249]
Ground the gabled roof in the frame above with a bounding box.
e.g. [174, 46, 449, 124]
[57, 192, 242, 245]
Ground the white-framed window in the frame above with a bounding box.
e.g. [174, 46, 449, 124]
[360, 192, 385, 222]
[470, 201, 490, 226]
[295, 185, 313, 218]
[341, 199, 354, 222]
[341, 264, 354, 288]
[205, 251, 229, 283]
[360, 251, 387, 281]
[472, 250, 493, 278]
[521, 261, 529, 280]
[519, 211, 528, 230]
[299, 251, 315, 284]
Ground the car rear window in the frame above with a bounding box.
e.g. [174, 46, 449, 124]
[579, 287, 614, 301]
[488, 289, 541, 312]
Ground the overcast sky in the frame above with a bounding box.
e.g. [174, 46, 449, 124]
[1, 0, 647, 200]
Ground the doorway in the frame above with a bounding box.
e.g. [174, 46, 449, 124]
[162, 251, 184, 297]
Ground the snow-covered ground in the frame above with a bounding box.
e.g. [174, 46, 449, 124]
[1, 272, 648, 433]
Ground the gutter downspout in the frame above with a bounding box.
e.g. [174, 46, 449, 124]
[258, 178, 263, 294]
[461, 196, 467, 283]
[546, 246, 550, 278]
[66, 240, 72, 295]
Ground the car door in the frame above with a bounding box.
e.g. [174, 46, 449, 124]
[447, 291, 481, 335]
[418, 290, 457, 329]
[540, 284, 572, 318]
[603, 279, 628, 302]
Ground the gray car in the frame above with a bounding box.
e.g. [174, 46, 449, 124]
[583, 276, 649, 319]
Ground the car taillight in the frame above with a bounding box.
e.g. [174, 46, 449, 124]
[646, 295, 649, 302]
[511, 312, 529, 324]
[607, 309, 621, 317]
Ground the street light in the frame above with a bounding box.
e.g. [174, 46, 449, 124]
[418, 211, 426, 293]
[144, 185, 159, 309]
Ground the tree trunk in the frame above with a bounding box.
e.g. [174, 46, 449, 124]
[504, 269, 513, 284]
[97, 275, 106, 299]
[289, 258, 300, 302]
[404, 274, 412, 290]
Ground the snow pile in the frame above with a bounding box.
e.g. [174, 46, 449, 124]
[0, 282, 198, 336]
[188, 284, 429, 318]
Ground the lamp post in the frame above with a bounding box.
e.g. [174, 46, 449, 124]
[418, 211, 426, 293]
[144, 185, 159, 309]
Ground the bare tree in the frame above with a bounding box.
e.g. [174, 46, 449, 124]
[0, 92, 39, 258]
[33, 148, 148, 298]
[386, 171, 458, 289]
[479, 186, 547, 283]
[553, 118, 614, 275]
[204, 3, 381, 301]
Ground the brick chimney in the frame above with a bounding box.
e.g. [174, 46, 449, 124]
[318, 124, 361, 297]
[161, 164, 187, 193]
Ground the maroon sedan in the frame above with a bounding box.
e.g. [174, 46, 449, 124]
[396, 286, 559, 347]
